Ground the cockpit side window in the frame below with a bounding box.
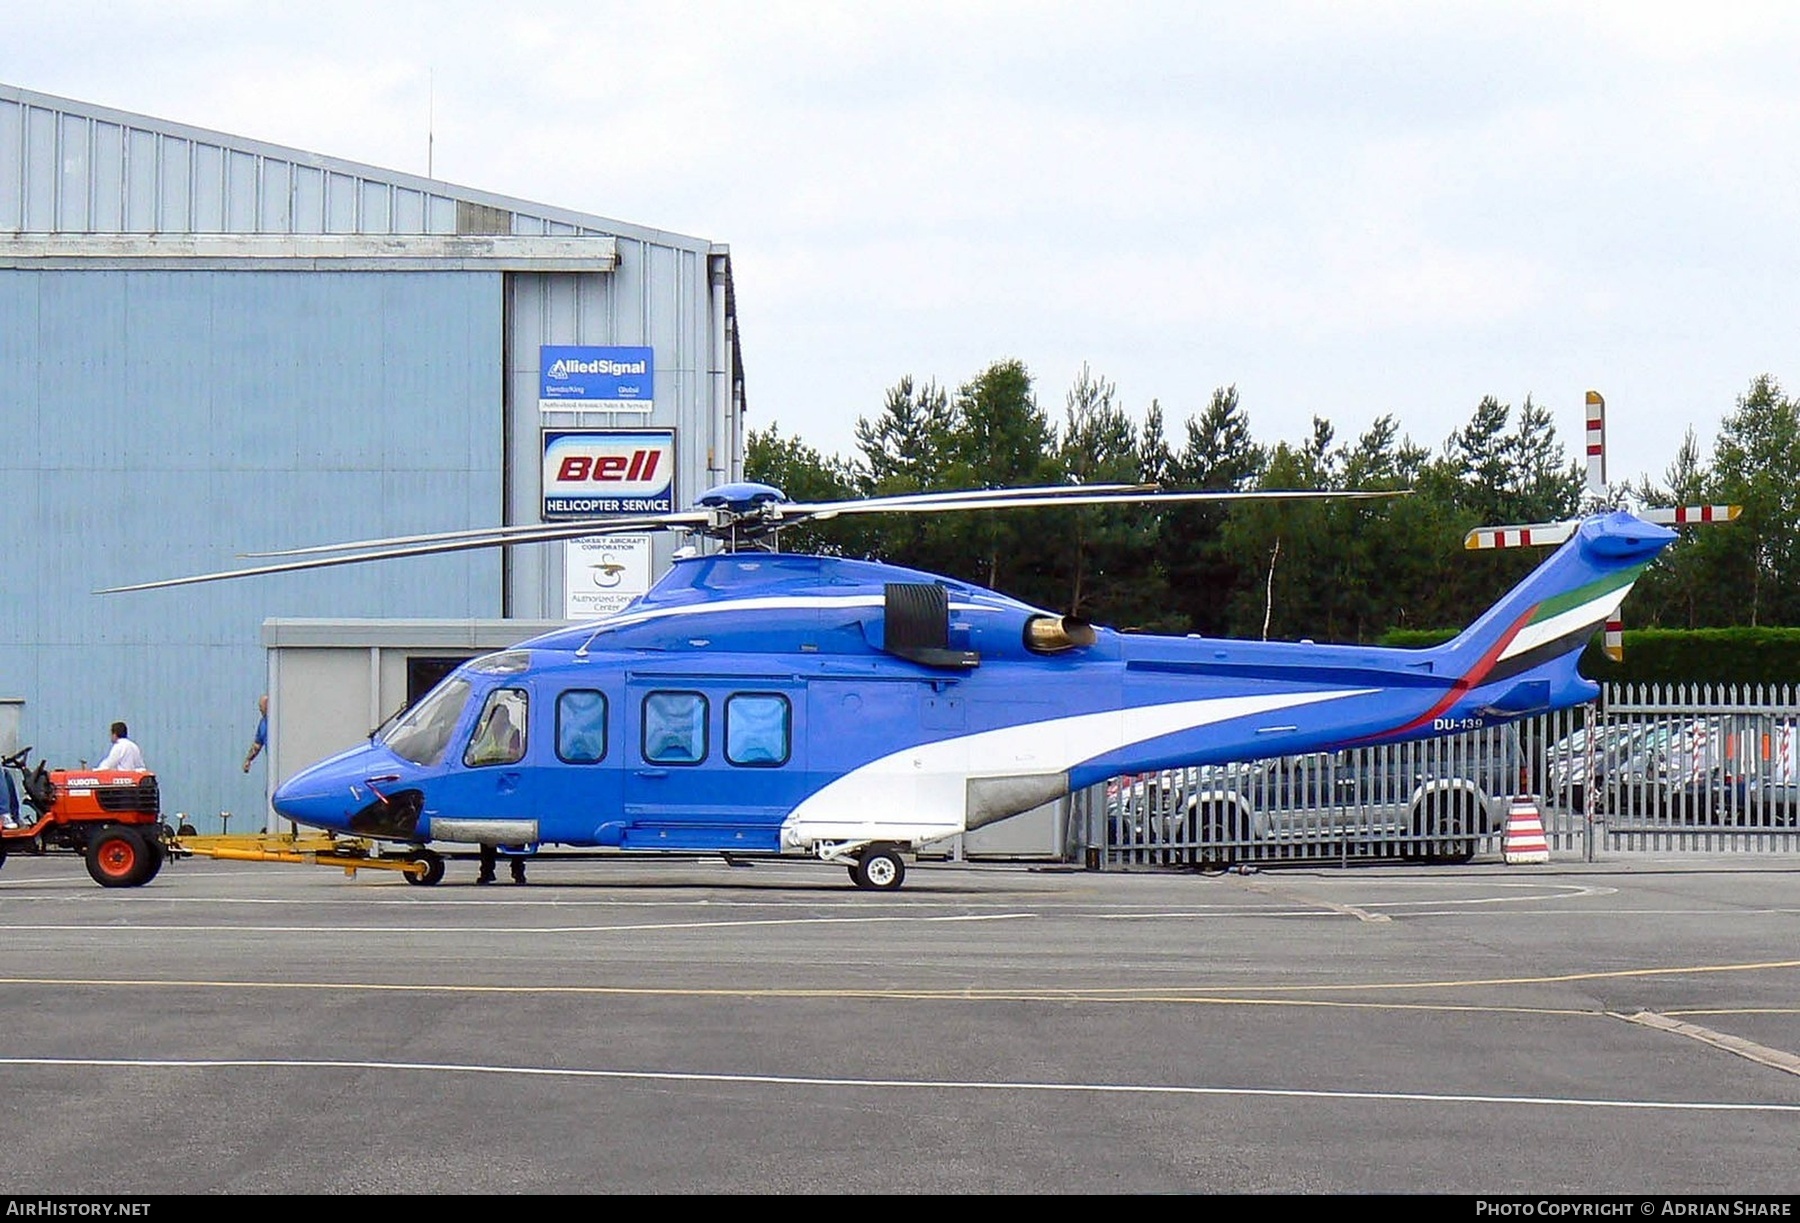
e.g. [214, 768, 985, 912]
[380, 677, 472, 766]
[465, 688, 528, 768]
[556, 689, 608, 764]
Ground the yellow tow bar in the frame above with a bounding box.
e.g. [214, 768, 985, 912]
[170, 832, 429, 880]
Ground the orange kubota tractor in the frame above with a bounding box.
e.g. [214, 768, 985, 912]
[1, 746, 173, 887]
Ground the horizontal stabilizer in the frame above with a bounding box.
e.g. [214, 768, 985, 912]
[1478, 678, 1551, 718]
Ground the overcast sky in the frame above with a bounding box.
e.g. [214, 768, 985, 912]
[7, 1, 1798, 490]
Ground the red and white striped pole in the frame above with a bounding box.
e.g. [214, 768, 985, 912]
[1585, 390, 1606, 500]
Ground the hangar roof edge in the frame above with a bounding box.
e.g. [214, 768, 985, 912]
[0, 81, 714, 253]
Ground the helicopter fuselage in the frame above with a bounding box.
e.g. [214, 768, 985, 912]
[271, 515, 1668, 878]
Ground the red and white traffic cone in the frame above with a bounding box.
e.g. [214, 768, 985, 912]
[1502, 798, 1550, 865]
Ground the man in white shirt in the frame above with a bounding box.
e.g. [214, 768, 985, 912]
[95, 721, 147, 771]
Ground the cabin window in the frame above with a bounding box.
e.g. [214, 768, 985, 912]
[726, 694, 791, 767]
[464, 688, 528, 768]
[642, 691, 708, 765]
[556, 689, 608, 764]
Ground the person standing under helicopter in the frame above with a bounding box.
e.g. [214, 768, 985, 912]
[477, 841, 528, 886]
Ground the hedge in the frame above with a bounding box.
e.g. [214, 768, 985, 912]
[1374, 627, 1800, 684]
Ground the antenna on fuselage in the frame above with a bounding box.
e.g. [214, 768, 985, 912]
[573, 622, 609, 657]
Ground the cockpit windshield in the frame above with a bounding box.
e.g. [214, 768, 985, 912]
[379, 677, 473, 766]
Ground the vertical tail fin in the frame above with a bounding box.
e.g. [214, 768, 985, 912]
[1430, 511, 1675, 708]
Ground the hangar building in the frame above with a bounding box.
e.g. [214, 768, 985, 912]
[0, 83, 747, 833]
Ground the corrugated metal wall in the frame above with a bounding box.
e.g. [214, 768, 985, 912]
[509, 251, 721, 617]
[0, 83, 737, 832]
[0, 269, 505, 832]
[1, 84, 738, 618]
[0, 85, 604, 238]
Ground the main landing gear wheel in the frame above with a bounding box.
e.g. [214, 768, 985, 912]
[851, 847, 906, 891]
[86, 824, 152, 888]
[403, 849, 445, 886]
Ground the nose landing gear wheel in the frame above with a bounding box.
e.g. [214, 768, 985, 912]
[850, 846, 906, 891]
[403, 849, 446, 886]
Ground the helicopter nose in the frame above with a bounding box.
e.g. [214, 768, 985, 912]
[271, 745, 386, 833]
[271, 768, 356, 832]
[273, 746, 424, 840]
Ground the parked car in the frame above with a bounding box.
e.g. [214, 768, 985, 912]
[1150, 724, 1525, 864]
[1541, 720, 1679, 816]
[1104, 772, 1187, 842]
[1657, 719, 1799, 827]
[1545, 716, 1797, 826]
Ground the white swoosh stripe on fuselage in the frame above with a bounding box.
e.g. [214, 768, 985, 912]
[779, 688, 1375, 847]
[584, 593, 1003, 634]
[1498, 582, 1636, 662]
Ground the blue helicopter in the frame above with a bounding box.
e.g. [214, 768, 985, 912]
[104, 482, 1675, 889]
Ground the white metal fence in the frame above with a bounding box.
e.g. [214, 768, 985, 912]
[1075, 684, 1800, 868]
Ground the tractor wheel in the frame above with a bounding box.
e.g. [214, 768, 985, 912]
[403, 849, 446, 886]
[139, 835, 166, 883]
[851, 846, 906, 891]
[86, 825, 152, 888]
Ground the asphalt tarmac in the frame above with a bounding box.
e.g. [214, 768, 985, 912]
[2, 847, 1798, 1197]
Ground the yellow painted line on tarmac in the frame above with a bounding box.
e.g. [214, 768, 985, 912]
[0, 975, 1589, 1008]
[1, 957, 1797, 1007]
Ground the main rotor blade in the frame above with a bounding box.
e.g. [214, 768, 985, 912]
[238, 485, 1155, 557]
[779, 486, 1406, 521]
[778, 482, 1154, 517]
[102, 484, 1408, 594]
[240, 511, 711, 558]
[96, 517, 692, 594]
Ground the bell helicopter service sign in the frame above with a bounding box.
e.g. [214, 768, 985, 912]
[565, 534, 654, 620]
[541, 428, 677, 519]
[539, 345, 654, 412]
